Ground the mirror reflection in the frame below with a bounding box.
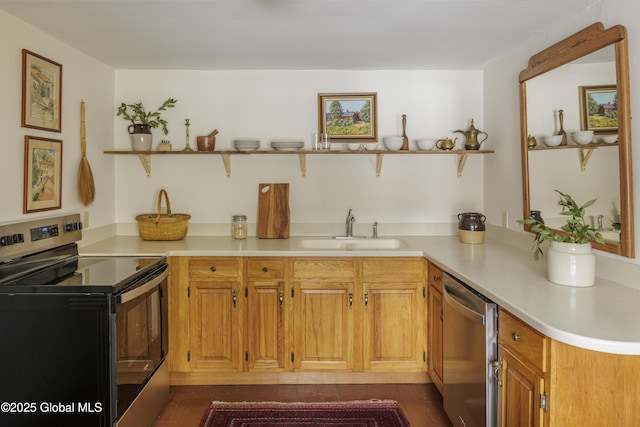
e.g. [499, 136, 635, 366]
[519, 23, 634, 257]
[526, 46, 621, 241]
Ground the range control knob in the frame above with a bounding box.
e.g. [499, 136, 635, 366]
[64, 222, 81, 232]
[0, 235, 14, 246]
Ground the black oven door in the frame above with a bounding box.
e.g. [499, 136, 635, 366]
[115, 264, 168, 418]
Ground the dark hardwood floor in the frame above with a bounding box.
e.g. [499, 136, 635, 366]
[152, 383, 452, 426]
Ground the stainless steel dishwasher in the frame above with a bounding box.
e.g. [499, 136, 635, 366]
[442, 272, 498, 427]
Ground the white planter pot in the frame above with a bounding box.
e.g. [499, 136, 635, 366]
[547, 241, 595, 287]
[130, 133, 153, 151]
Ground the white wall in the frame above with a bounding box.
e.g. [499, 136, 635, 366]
[483, 0, 640, 264]
[114, 70, 485, 235]
[0, 11, 115, 227]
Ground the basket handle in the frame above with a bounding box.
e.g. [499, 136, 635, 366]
[156, 189, 173, 220]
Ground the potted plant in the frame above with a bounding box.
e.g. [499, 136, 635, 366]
[517, 190, 605, 287]
[117, 98, 177, 150]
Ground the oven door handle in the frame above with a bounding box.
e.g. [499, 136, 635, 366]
[443, 282, 485, 325]
[118, 267, 168, 304]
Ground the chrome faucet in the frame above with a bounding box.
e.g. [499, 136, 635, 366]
[597, 214, 604, 231]
[345, 209, 355, 238]
[372, 221, 378, 239]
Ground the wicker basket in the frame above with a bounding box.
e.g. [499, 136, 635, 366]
[136, 189, 191, 241]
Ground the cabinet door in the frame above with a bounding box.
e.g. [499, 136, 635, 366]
[246, 280, 285, 371]
[498, 346, 545, 427]
[428, 286, 444, 392]
[292, 281, 355, 371]
[362, 281, 426, 372]
[189, 279, 243, 372]
[246, 258, 287, 371]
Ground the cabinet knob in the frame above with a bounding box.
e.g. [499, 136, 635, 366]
[433, 275, 441, 282]
[210, 266, 217, 272]
[511, 332, 521, 342]
[262, 267, 268, 272]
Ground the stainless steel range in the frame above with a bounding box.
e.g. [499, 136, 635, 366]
[0, 214, 169, 427]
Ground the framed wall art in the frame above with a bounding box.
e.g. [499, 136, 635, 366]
[579, 84, 617, 133]
[23, 136, 62, 213]
[21, 49, 63, 132]
[318, 92, 378, 142]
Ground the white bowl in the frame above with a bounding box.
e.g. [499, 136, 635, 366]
[415, 138, 436, 150]
[344, 143, 362, 151]
[600, 134, 618, 144]
[542, 135, 563, 147]
[571, 131, 594, 145]
[383, 136, 404, 150]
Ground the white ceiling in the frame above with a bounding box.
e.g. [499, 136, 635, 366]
[0, 0, 600, 70]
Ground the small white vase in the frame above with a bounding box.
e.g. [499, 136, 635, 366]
[130, 133, 153, 151]
[547, 241, 595, 287]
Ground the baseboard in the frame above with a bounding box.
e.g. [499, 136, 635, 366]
[170, 371, 431, 385]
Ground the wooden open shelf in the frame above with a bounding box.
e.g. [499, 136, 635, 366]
[104, 149, 495, 178]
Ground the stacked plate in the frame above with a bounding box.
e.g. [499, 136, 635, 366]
[233, 139, 260, 151]
[271, 139, 304, 151]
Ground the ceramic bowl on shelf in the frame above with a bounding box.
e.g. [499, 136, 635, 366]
[542, 135, 563, 147]
[383, 136, 404, 150]
[600, 134, 618, 144]
[571, 131, 594, 145]
[415, 138, 436, 151]
[344, 143, 363, 151]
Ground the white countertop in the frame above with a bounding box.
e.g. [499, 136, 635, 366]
[80, 234, 640, 355]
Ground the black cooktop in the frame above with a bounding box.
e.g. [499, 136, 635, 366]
[0, 251, 165, 294]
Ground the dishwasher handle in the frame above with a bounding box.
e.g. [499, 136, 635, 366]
[443, 282, 486, 325]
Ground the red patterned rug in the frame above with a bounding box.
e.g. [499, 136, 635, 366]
[198, 399, 411, 426]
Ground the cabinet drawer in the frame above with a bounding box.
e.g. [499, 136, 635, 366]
[292, 259, 355, 280]
[189, 257, 240, 279]
[246, 258, 285, 279]
[428, 262, 444, 293]
[499, 308, 548, 372]
[362, 258, 424, 281]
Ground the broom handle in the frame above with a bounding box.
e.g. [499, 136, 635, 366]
[80, 100, 87, 155]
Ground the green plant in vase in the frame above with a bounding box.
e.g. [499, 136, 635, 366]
[517, 190, 605, 260]
[117, 98, 177, 135]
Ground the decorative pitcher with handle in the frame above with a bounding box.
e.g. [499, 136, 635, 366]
[454, 119, 488, 150]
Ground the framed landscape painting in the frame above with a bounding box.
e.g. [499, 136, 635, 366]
[23, 136, 62, 213]
[318, 92, 378, 142]
[21, 49, 63, 132]
[579, 85, 617, 133]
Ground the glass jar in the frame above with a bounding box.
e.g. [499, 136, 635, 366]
[231, 215, 247, 240]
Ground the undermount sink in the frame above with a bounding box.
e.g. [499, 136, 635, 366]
[299, 238, 407, 250]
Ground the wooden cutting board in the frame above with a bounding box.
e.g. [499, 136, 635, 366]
[257, 183, 290, 239]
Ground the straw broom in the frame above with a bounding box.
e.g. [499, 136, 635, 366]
[78, 100, 96, 205]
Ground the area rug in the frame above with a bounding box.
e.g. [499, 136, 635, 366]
[198, 399, 411, 427]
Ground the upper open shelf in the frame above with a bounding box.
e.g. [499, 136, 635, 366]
[104, 149, 495, 178]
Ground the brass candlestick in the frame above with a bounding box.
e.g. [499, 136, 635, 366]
[183, 118, 193, 151]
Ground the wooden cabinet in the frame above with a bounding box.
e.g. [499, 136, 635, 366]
[427, 261, 444, 393]
[169, 255, 427, 383]
[497, 308, 549, 427]
[245, 258, 287, 371]
[291, 258, 356, 372]
[188, 257, 244, 372]
[361, 258, 426, 372]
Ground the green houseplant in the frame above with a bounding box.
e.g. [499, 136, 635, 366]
[117, 98, 177, 135]
[518, 190, 605, 287]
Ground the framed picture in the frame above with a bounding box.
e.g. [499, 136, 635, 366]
[21, 49, 63, 132]
[579, 85, 617, 133]
[23, 136, 62, 213]
[318, 92, 378, 142]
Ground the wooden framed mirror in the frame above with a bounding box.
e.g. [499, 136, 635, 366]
[520, 22, 634, 257]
